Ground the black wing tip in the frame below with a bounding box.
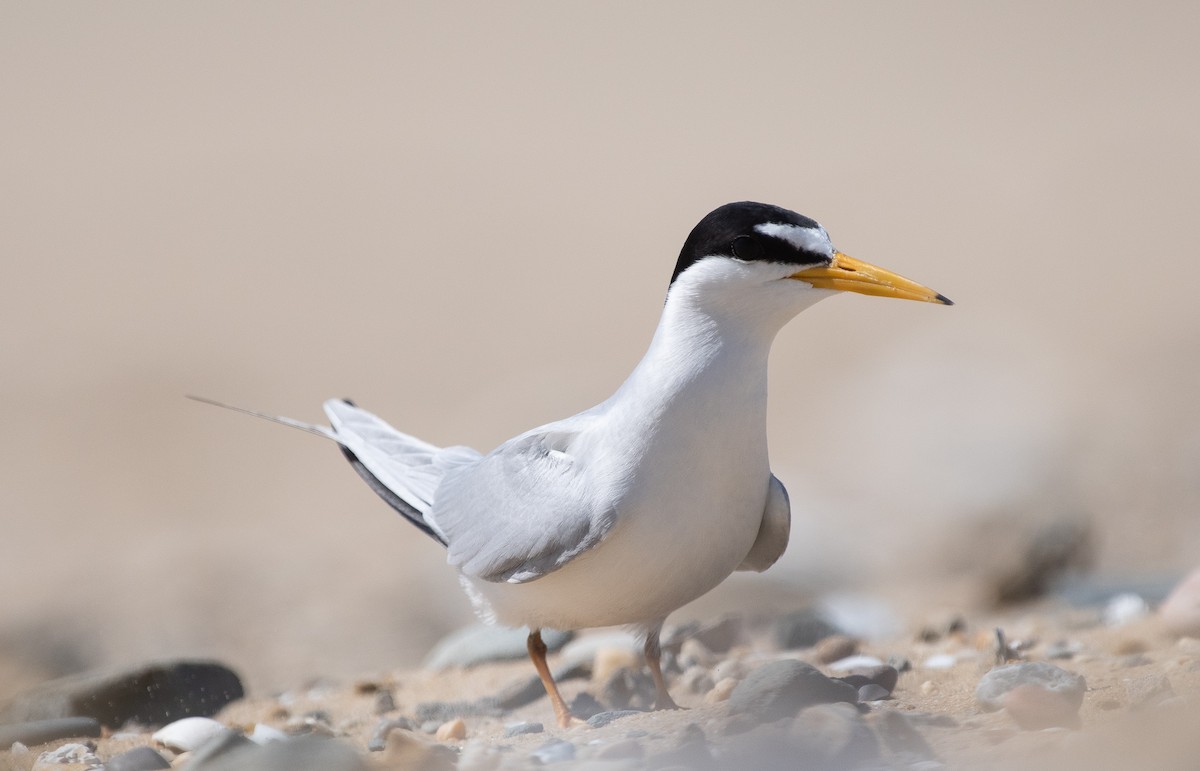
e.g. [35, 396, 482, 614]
[935, 293, 954, 306]
[338, 444, 448, 547]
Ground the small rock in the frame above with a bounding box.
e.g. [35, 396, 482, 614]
[0, 661, 244, 726]
[435, 718, 466, 742]
[704, 677, 738, 704]
[858, 684, 891, 702]
[568, 692, 605, 720]
[34, 742, 100, 767]
[1160, 568, 1200, 637]
[593, 648, 641, 686]
[887, 656, 913, 673]
[814, 635, 858, 664]
[104, 746, 172, 771]
[420, 720, 440, 734]
[1103, 592, 1150, 626]
[872, 710, 937, 762]
[183, 728, 256, 768]
[503, 721, 544, 737]
[775, 608, 842, 649]
[423, 624, 572, 670]
[192, 735, 368, 771]
[368, 716, 418, 751]
[1126, 673, 1174, 709]
[729, 660, 856, 722]
[531, 738, 575, 764]
[834, 665, 900, 695]
[378, 728, 456, 770]
[827, 654, 885, 671]
[372, 689, 396, 714]
[152, 717, 228, 752]
[922, 654, 958, 670]
[779, 703, 880, 768]
[0, 717, 101, 747]
[1001, 684, 1082, 730]
[975, 662, 1086, 713]
[587, 710, 641, 728]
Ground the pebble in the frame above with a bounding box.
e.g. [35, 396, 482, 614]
[1160, 567, 1200, 637]
[1103, 592, 1150, 626]
[0, 717, 101, 747]
[788, 702, 881, 768]
[197, 736, 369, 771]
[33, 742, 100, 768]
[0, 660, 244, 727]
[423, 624, 572, 670]
[975, 662, 1086, 712]
[248, 723, 288, 744]
[587, 710, 642, 728]
[104, 746, 172, 771]
[435, 718, 466, 741]
[367, 716, 418, 751]
[921, 653, 958, 670]
[814, 634, 859, 664]
[858, 683, 891, 702]
[531, 738, 576, 764]
[152, 717, 228, 752]
[728, 660, 857, 721]
[774, 608, 843, 649]
[182, 728, 256, 768]
[569, 692, 605, 720]
[704, 677, 738, 704]
[503, 721, 544, 737]
[827, 654, 885, 671]
[377, 728, 456, 771]
[1001, 684, 1082, 730]
[834, 664, 900, 695]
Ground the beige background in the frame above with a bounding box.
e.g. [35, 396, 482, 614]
[2, 2, 1197, 694]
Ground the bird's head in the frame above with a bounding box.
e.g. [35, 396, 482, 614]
[667, 202, 951, 325]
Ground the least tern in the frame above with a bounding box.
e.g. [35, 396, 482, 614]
[193, 201, 950, 727]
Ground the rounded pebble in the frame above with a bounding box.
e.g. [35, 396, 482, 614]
[503, 721, 544, 738]
[104, 746, 172, 771]
[814, 635, 859, 664]
[151, 717, 228, 752]
[975, 662, 1086, 712]
[704, 677, 738, 704]
[531, 738, 576, 764]
[858, 683, 891, 702]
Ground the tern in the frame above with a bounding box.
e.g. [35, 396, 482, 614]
[193, 201, 950, 727]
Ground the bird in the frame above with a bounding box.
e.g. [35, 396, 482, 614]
[192, 201, 951, 728]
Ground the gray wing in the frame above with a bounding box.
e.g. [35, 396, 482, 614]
[428, 419, 615, 585]
[737, 474, 791, 572]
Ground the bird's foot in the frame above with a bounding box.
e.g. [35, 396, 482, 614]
[556, 712, 587, 729]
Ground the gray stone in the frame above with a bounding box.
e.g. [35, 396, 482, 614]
[0, 660, 243, 727]
[975, 662, 1086, 711]
[774, 609, 842, 649]
[33, 742, 99, 766]
[788, 702, 881, 768]
[503, 720, 544, 737]
[569, 692, 605, 719]
[105, 746, 172, 771]
[1126, 673, 1174, 709]
[189, 735, 367, 771]
[423, 624, 572, 670]
[872, 709, 937, 762]
[729, 659, 857, 721]
[183, 728, 256, 769]
[857, 684, 891, 702]
[834, 664, 899, 695]
[531, 738, 575, 764]
[0, 717, 100, 747]
[368, 716, 418, 751]
[587, 710, 642, 728]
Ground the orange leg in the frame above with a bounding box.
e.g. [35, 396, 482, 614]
[644, 627, 680, 710]
[527, 629, 581, 728]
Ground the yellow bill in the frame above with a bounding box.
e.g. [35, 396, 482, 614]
[791, 252, 952, 305]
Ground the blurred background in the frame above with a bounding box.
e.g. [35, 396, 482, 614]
[2, 2, 1197, 696]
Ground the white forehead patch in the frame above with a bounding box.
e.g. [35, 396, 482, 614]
[754, 222, 834, 258]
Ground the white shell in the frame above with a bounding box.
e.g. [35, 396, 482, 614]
[248, 723, 288, 744]
[152, 716, 228, 751]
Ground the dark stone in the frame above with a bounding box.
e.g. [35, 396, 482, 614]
[729, 660, 857, 722]
[587, 710, 642, 728]
[0, 660, 243, 727]
[991, 519, 1093, 606]
[834, 665, 899, 695]
[105, 746, 173, 771]
[568, 692, 604, 719]
[0, 717, 100, 747]
[503, 721, 544, 737]
[413, 700, 500, 722]
[857, 684, 891, 702]
[368, 716, 418, 751]
[774, 609, 842, 650]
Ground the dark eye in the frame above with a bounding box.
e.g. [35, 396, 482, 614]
[731, 235, 764, 261]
